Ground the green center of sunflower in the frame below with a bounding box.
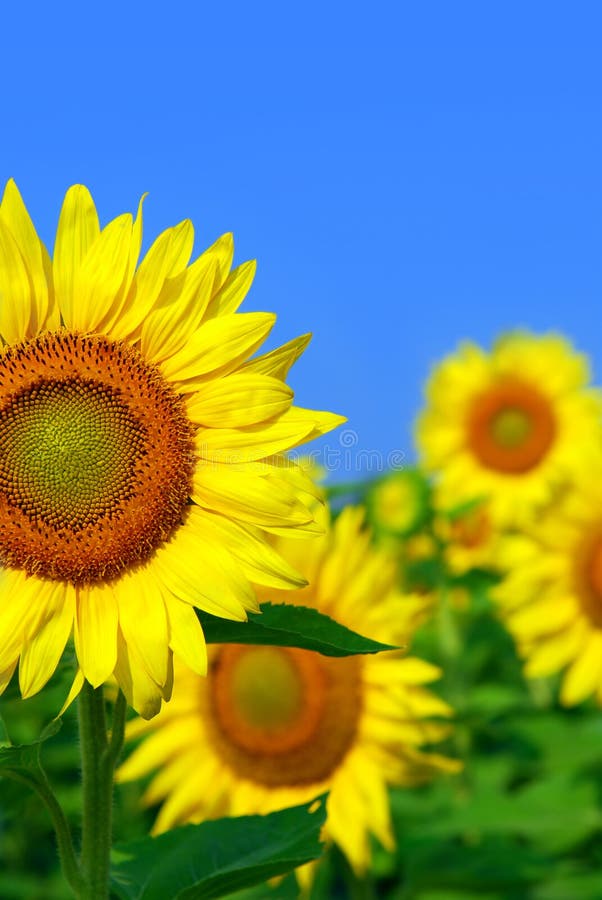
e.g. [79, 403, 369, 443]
[230, 647, 303, 731]
[490, 408, 532, 448]
[207, 644, 362, 786]
[1, 379, 145, 529]
[0, 332, 195, 585]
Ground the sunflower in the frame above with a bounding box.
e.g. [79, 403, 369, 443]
[0, 180, 344, 717]
[119, 505, 459, 874]
[433, 498, 498, 577]
[416, 332, 602, 526]
[494, 465, 602, 705]
[366, 468, 430, 538]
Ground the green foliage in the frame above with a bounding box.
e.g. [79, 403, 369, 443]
[198, 602, 396, 655]
[0, 717, 62, 777]
[110, 797, 327, 900]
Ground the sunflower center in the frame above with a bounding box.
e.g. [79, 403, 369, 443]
[1, 379, 144, 528]
[576, 532, 602, 629]
[467, 379, 556, 474]
[0, 332, 195, 585]
[207, 644, 362, 786]
[229, 648, 304, 732]
[490, 408, 532, 448]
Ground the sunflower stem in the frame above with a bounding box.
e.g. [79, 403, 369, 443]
[78, 681, 114, 900]
[107, 689, 128, 768]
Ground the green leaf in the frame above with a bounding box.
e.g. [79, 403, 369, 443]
[110, 795, 327, 900]
[534, 866, 602, 900]
[0, 718, 62, 778]
[224, 874, 298, 900]
[197, 603, 397, 656]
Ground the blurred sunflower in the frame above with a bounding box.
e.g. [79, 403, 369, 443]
[119, 505, 459, 874]
[366, 468, 430, 538]
[0, 181, 344, 717]
[433, 499, 497, 577]
[416, 332, 601, 525]
[494, 467, 602, 705]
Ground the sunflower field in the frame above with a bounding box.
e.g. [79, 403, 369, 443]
[1, 185, 602, 900]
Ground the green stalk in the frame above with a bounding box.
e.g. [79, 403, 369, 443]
[78, 682, 127, 900]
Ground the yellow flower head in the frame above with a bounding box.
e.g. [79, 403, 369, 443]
[416, 332, 602, 526]
[119, 505, 459, 875]
[367, 468, 430, 538]
[494, 464, 602, 706]
[0, 181, 344, 717]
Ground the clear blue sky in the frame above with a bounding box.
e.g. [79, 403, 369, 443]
[2, 2, 600, 477]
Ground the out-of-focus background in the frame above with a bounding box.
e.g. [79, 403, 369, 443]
[2, 2, 600, 469]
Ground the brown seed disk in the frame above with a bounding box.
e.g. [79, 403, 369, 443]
[466, 378, 557, 474]
[0, 331, 195, 585]
[205, 645, 362, 787]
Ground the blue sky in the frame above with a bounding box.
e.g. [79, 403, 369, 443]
[1, 2, 600, 477]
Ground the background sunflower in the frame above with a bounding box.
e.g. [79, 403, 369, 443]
[119, 504, 459, 878]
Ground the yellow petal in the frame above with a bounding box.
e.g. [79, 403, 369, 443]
[523, 622, 586, 677]
[187, 374, 293, 427]
[0, 179, 50, 333]
[0, 217, 34, 343]
[327, 768, 371, 873]
[0, 570, 51, 669]
[151, 754, 214, 831]
[0, 659, 17, 695]
[164, 594, 208, 676]
[192, 465, 314, 528]
[205, 232, 234, 287]
[69, 213, 133, 332]
[110, 219, 194, 342]
[153, 524, 255, 619]
[114, 629, 164, 719]
[19, 582, 75, 698]
[203, 259, 256, 320]
[191, 508, 307, 590]
[160, 313, 276, 386]
[140, 256, 218, 364]
[139, 745, 204, 807]
[115, 569, 169, 687]
[194, 415, 317, 464]
[94, 194, 146, 335]
[279, 406, 347, 445]
[117, 722, 189, 783]
[74, 583, 118, 687]
[560, 632, 602, 705]
[242, 333, 312, 380]
[57, 669, 85, 717]
[53, 185, 100, 327]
